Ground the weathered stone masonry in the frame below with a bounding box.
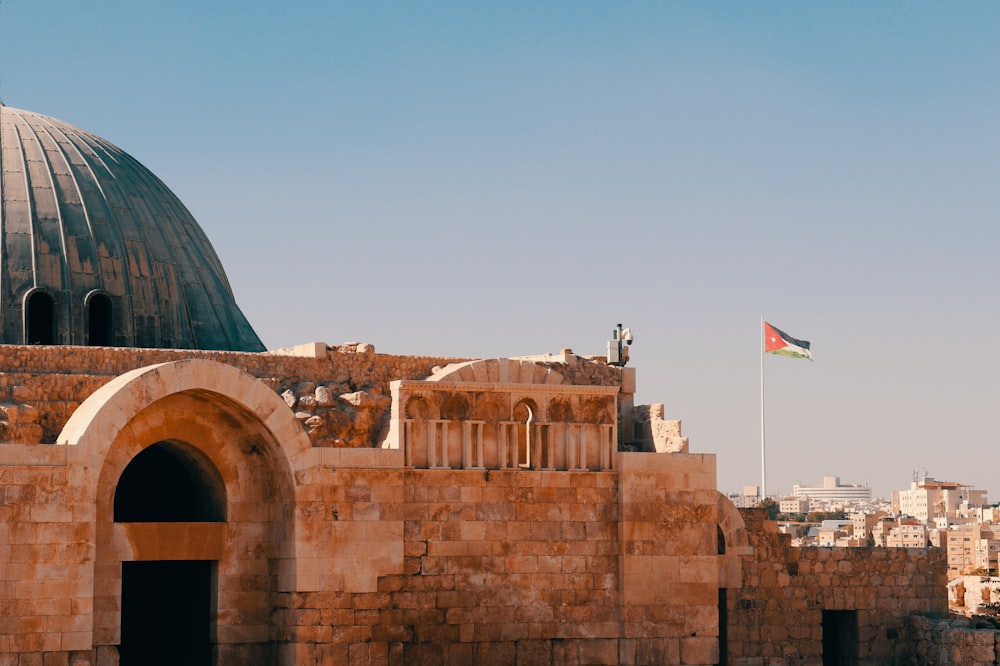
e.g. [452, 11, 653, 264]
[727, 509, 948, 665]
[0, 344, 963, 665]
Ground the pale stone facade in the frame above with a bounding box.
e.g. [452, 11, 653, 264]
[0, 343, 957, 665]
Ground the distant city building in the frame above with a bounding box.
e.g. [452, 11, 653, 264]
[792, 476, 872, 504]
[817, 520, 854, 547]
[780, 496, 810, 514]
[946, 523, 1000, 577]
[850, 511, 886, 546]
[886, 521, 929, 548]
[871, 516, 898, 548]
[728, 486, 761, 508]
[893, 474, 988, 523]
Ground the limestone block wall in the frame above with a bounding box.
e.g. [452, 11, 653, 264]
[0, 446, 91, 657]
[905, 614, 1000, 665]
[728, 509, 949, 666]
[274, 452, 730, 666]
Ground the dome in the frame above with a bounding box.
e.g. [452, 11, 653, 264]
[0, 104, 264, 351]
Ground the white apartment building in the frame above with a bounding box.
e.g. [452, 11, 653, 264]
[893, 475, 988, 523]
[792, 476, 872, 504]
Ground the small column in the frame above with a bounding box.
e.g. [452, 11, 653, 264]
[429, 420, 451, 469]
[403, 420, 413, 467]
[530, 422, 540, 469]
[600, 424, 614, 470]
[498, 422, 510, 469]
[565, 423, 575, 471]
[545, 423, 556, 470]
[474, 421, 485, 468]
[533, 423, 555, 471]
[567, 424, 588, 471]
[463, 421, 486, 469]
[427, 420, 436, 468]
[462, 421, 473, 469]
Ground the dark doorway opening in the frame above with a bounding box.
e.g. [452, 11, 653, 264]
[114, 442, 226, 522]
[26, 291, 55, 344]
[822, 609, 858, 666]
[88, 293, 113, 346]
[120, 560, 214, 666]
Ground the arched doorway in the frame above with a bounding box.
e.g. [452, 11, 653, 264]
[60, 360, 309, 664]
[114, 442, 225, 666]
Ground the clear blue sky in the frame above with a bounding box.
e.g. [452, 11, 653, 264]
[2, 2, 998, 499]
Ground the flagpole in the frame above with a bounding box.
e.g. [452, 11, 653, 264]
[760, 316, 767, 501]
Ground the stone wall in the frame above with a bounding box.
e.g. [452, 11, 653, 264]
[905, 614, 1000, 665]
[272, 452, 727, 666]
[0, 347, 963, 665]
[273, 467, 622, 665]
[727, 509, 949, 666]
[0, 344, 632, 448]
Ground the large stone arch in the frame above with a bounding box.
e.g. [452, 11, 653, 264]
[717, 492, 751, 556]
[717, 492, 752, 588]
[56, 359, 312, 662]
[57, 359, 311, 468]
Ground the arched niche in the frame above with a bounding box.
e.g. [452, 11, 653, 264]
[25, 289, 56, 345]
[114, 440, 226, 522]
[86, 291, 114, 346]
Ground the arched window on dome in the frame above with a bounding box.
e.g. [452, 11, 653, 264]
[25, 291, 55, 345]
[86, 292, 113, 346]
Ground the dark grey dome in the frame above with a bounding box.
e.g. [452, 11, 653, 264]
[0, 104, 264, 351]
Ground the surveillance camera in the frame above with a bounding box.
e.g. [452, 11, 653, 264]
[622, 328, 633, 344]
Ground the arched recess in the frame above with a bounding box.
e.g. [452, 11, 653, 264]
[717, 493, 751, 557]
[56, 360, 312, 660]
[24, 288, 56, 345]
[114, 441, 226, 522]
[512, 398, 539, 468]
[85, 291, 114, 346]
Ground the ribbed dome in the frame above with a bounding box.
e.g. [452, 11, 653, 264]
[0, 104, 264, 351]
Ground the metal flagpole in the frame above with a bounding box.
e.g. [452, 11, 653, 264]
[760, 316, 767, 501]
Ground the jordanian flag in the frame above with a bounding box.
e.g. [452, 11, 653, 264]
[764, 321, 812, 359]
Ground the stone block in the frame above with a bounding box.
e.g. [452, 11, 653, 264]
[680, 636, 718, 665]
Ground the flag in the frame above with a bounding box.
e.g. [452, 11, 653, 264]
[764, 321, 812, 359]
